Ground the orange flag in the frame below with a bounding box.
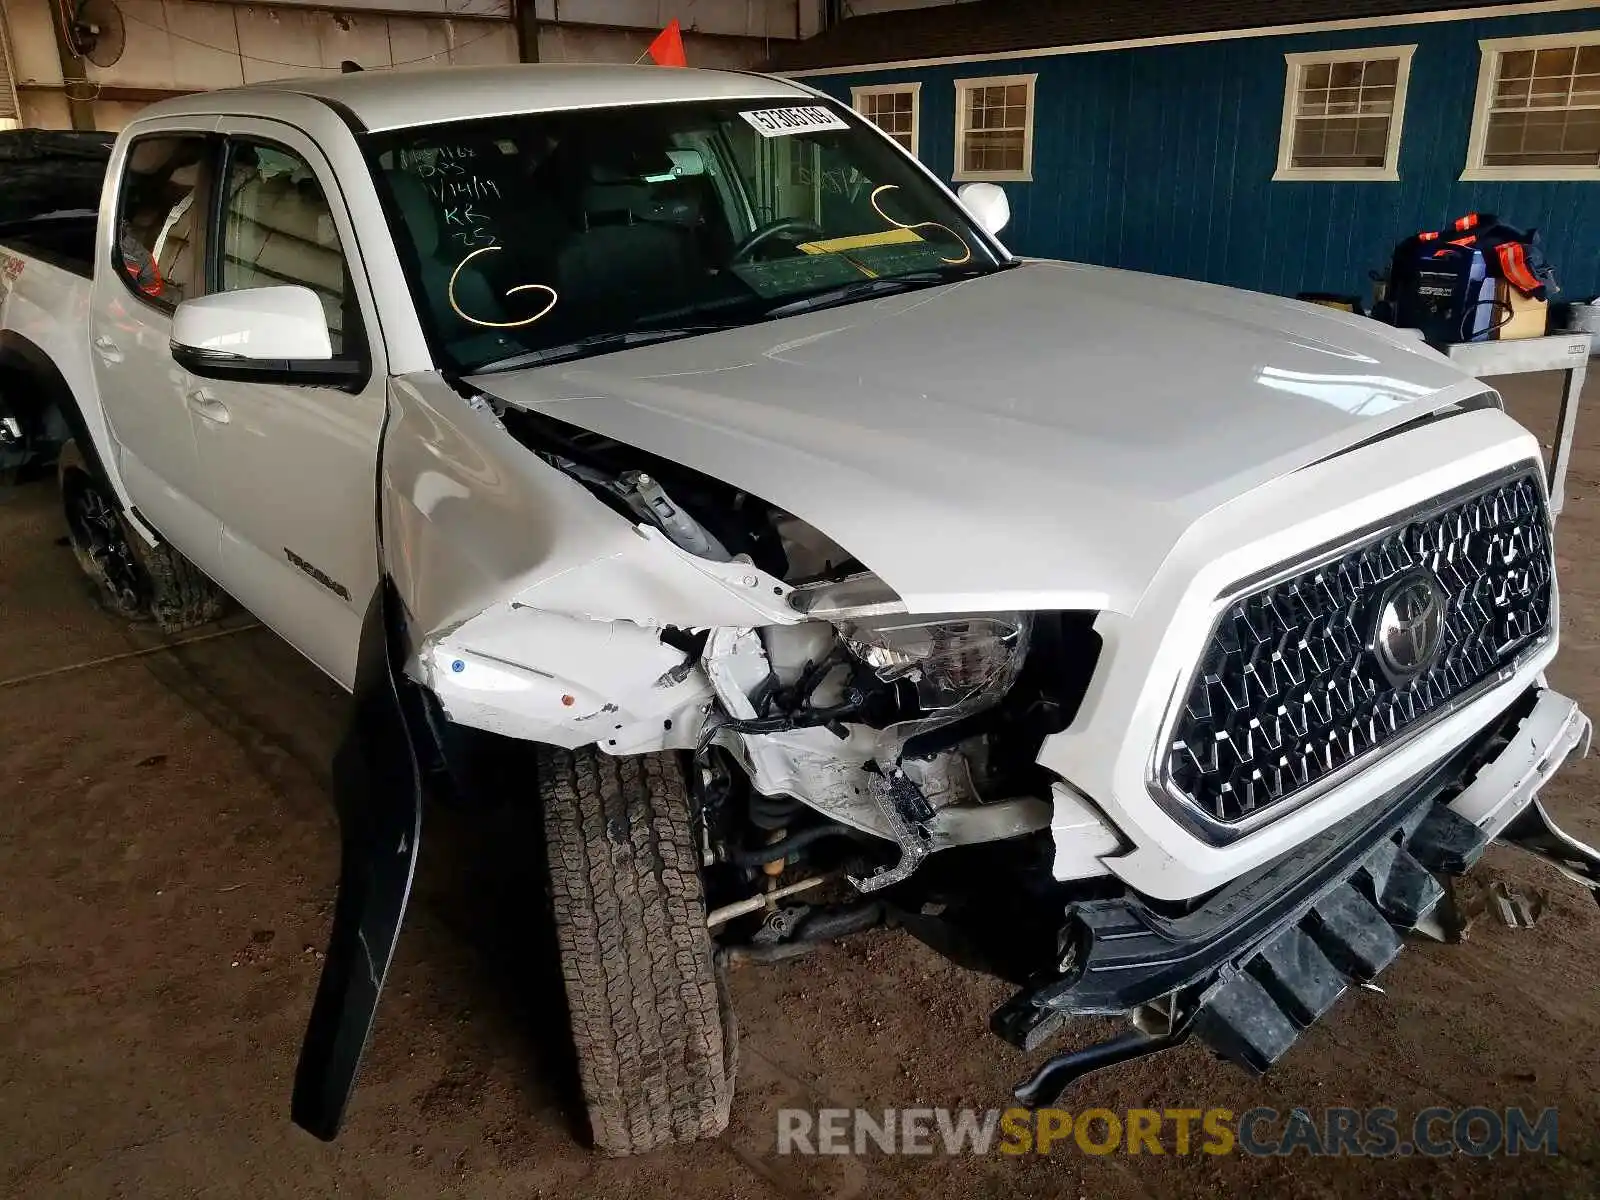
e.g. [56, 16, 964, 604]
[647, 19, 687, 67]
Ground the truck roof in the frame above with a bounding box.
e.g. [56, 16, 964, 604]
[139, 64, 812, 133]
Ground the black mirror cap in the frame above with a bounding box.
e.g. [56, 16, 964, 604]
[170, 341, 367, 390]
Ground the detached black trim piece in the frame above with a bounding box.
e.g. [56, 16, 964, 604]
[999, 687, 1546, 1106]
[291, 578, 425, 1141]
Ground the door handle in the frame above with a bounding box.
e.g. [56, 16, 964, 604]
[92, 335, 123, 364]
[186, 389, 230, 424]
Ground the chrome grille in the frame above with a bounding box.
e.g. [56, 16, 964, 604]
[1164, 470, 1553, 828]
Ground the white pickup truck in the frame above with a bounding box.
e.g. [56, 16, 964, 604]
[2, 64, 1597, 1155]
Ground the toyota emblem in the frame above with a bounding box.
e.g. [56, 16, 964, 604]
[1370, 571, 1446, 687]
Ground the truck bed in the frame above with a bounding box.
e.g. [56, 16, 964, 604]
[0, 215, 98, 280]
[0, 130, 111, 279]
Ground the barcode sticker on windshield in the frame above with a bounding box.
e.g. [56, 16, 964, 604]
[739, 106, 851, 137]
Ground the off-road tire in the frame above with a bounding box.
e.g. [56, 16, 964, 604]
[539, 745, 735, 1155]
[58, 440, 227, 633]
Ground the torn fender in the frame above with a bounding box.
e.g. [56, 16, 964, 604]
[379, 374, 803, 752]
[292, 578, 424, 1140]
[380, 374, 803, 640]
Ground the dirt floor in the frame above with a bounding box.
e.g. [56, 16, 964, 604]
[2, 373, 1599, 1199]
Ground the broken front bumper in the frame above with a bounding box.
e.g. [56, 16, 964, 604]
[996, 685, 1596, 1107]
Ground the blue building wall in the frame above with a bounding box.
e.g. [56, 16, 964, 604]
[802, 9, 1600, 299]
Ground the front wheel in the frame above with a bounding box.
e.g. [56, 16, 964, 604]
[539, 745, 735, 1155]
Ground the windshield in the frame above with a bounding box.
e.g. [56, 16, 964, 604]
[361, 98, 1004, 374]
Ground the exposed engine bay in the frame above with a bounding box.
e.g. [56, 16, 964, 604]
[474, 402, 1108, 894]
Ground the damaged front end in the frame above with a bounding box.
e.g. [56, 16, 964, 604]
[294, 371, 1600, 1141]
[291, 373, 1116, 1137]
[390, 379, 1115, 897]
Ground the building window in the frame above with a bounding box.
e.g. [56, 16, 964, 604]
[852, 83, 920, 157]
[1274, 46, 1413, 181]
[954, 73, 1036, 182]
[1464, 32, 1600, 180]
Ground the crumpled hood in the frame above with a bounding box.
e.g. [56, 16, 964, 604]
[473, 259, 1481, 614]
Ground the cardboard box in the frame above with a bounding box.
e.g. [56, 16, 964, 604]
[1495, 281, 1548, 340]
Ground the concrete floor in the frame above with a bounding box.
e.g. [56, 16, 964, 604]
[0, 372, 1597, 1198]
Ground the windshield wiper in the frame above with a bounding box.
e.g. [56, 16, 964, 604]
[466, 262, 1015, 374]
[469, 324, 734, 375]
[761, 264, 999, 320]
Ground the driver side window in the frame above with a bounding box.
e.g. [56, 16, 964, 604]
[216, 140, 359, 358]
[115, 135, 213, 308]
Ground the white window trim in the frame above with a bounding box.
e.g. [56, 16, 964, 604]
[953, 72, 1037, 182]
[1462, 30, 1600, 181]
[851, 81, 921, 159]
[1273, 45, 1415, 182]
[0, 7, 19, 124]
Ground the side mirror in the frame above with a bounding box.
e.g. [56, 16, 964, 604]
[957, 182, 1010, 236]
[171, 285, 360, 386]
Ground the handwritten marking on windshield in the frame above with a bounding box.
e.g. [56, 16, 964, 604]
[443, 201, 495, 248]
[448, 246, 558, 330]
[396, 143, 502, 247]
[797, 163, 869, 204]
[869, 184, 971, 266]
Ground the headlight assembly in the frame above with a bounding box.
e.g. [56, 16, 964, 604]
[835, 611, 1032, 714]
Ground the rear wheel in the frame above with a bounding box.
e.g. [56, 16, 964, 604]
[539, 745, 735, 1155]
[58, 440, 226, 632]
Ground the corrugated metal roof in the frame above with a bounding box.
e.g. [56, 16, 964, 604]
[768, 0, 1556, 73]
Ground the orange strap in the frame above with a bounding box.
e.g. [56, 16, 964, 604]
[122, 254, 163, 297]
[1454, 213, 1481, 231]
[1428, 235, 1476, 258]
[1496, 241, 1542, 295]
[1418, 230, 1440, 241]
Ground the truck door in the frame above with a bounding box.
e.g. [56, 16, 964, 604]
[90, 127, 221, 564]
[189, 121, 387, 688]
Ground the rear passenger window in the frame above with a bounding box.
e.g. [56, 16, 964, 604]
[218, 141, 356, 357]
[115, 135, 212, 307]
